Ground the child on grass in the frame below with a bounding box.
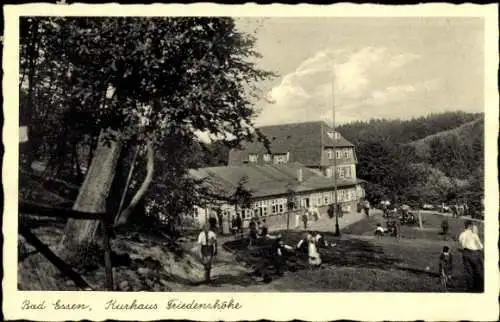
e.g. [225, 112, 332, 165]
[439, 246, 453, 282]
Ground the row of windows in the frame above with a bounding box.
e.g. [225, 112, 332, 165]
[326, 165, 355, 179]
[306, 189, 357, 207]
[248, 153, 289, 164]
[191, 187, 360, 220]
[326, 148, 354, 160]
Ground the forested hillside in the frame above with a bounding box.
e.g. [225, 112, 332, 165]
[337, 111, 484, 216]
[337, 111, 482, 145]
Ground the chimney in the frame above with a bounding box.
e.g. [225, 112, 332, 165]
[297, 168, 303, 182]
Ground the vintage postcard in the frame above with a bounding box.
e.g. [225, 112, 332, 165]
[2, 3, 499, 321]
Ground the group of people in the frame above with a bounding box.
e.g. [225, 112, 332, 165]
[196, 219, 336, 283]
[438, 220, 483, 292]
[199, 205, 484, 292]
[268, 231, 336, 277]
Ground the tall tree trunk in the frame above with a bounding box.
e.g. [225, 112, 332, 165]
[115, 141, 154, 227]
[59, 130, 123, 252]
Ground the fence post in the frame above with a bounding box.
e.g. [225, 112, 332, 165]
[417, 211, 424, 230]
[102, 218, 114, 291]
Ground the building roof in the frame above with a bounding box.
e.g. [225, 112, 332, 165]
[228, 121, 354, 166]
[189, 162, 360, 200]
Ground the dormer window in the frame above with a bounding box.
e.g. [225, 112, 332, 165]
[327, 131, 340, 140]
[248, 154, 258, 163]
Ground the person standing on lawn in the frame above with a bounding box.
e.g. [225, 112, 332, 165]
[231, 215, 237, 235]
[197, 224, 218, 283]
[208, 215, 217, 232]
[217, 211, 224, 235]
[441, 219, 449, 240]
[297, 232, 322, 268]
[302, 211, 309, 229]
[248, 218, 258, 247]
[439, 246, 453, 289]
[451, 204, 458, 218]
[260, 218, 269, 237]
[363, 199, 370, 217]
[271, 236, 294, 276]
[458, 220, 484, 292]
[235, 213, 243, 237]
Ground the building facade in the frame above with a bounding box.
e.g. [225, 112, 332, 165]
[185, 121, 365, 229]
[187, 162, 365, 229]
[228, 121, 358, 179]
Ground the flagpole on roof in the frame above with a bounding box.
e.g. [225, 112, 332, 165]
[331, 56, 341, 237]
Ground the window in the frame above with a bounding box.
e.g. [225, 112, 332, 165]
[248, 154, 258, 163]
[271, 200, 277, 213]
[263, 154, 271, 162]
[327, 149, 334, 160]
[344, 150, 349, 158]
[273, 153, 289, 164]
[279, 203, 284, 213]
[327, 131, 340, 140]
[335, 151, 341, 159]
[254, 201, 268, 217]
[345, 166, 351, 178]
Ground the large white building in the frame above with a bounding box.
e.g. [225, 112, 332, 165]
[187, 121, 365, 229]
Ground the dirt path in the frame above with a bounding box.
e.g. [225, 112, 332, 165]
[172, 210, 373, 291]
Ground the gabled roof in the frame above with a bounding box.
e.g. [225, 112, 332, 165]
[228, 121, 354, 166]
[189, 162, 359, 200]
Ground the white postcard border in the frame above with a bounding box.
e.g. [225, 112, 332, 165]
[3, 3, 499, 321]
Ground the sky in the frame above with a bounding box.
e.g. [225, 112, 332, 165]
[235, 17, 484, 126]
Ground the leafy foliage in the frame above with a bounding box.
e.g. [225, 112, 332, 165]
[20, 17, 275, 229]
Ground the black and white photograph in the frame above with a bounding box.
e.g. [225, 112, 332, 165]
[3, 3, 499, 321]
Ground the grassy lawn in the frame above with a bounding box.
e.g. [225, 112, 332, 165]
[343, 212, 484, 241]
[223, 213, 484, 292]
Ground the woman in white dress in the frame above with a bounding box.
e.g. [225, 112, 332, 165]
[297, 233, 322, 267]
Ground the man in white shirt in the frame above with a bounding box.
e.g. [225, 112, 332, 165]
[458, 220, 484, 292]
[197, 224, 218, 283]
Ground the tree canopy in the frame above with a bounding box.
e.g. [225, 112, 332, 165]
[20, 17, 275, 236]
